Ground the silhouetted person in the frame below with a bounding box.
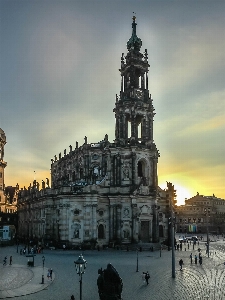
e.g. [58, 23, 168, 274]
[179, 259, 184, 270]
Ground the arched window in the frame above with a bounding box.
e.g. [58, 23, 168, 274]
[128, 121, 131, 138]
[98, 224, 104, 239]
[137, 160, 147, 178]
[138, 161, 143, 177]
[138, 123, 142, 139]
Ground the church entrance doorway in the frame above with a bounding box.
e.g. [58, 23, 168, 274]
[140, 221, 149, 242]
[159, 225, 164, 237]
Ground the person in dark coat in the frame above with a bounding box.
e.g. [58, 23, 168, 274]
[143, 271, 150, 285]
[195, 255, 198, 264]
[179, 259, 184, 270]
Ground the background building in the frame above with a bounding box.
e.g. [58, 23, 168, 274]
[175, 193, 225, 235]
[0, 128, 18, 242]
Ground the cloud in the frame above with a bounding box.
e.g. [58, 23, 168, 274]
[29, 23, 83, 87]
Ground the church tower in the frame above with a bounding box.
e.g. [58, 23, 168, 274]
[0, 128, 7, 211]
[113, 16, 159, 194]
[112, 16, 160, 242]
[114, 16, 154, 147]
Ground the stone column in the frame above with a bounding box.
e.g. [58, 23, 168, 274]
[146, 72, 148, 90]
[131, 204, 136, 241]
[116, 205, 121, 239]
[116, 155, 121, 186]
[113, 205, 116, 239]
[131, 116, 135, 138]
[110, 157, 114, 186]
[141, 74, 145, 89]
[131, 152, 136, 186]
[153, 158, 158, 189]
[92, 204, 97, 239]
[142, 118, 146, 140]
[109, 204, 113, 241]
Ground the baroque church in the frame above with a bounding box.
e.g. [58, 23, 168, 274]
[17, 17, 172, 247]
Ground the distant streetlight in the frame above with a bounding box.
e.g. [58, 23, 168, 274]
[42, 255, 45, 284]
[136, 248, 139, 272]
[74, 254, 87, 300]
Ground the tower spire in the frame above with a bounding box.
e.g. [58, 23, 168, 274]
[127, 15, 142, 51]
[132, 15, 137, 36]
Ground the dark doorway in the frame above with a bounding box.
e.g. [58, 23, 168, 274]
[159, 225, 164, 237]
[98, 224, 104, 239]
[138, 161, 143, 177]
[140, 221, 149, 242]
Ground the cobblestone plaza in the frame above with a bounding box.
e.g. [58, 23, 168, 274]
[1, 235, 225, 299]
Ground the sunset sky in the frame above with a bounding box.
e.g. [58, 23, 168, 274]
[1, 1, 225, 205]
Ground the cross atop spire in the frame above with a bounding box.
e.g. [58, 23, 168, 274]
[127, 15, 142, 51]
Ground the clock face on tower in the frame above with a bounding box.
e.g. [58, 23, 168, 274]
[135, 89, 144, 99]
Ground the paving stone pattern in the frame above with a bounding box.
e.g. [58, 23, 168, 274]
[1, 237, 225, 299]
[0, 266, 33, 290]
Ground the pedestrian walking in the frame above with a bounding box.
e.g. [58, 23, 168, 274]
[144, 271, 150, 285]
[179, 259, 184, 270]
[190, 253, 192, 264]
[9, 256, 12, 265]
[3, 256, 7, 266]
[47, 269, 51, 280]
[71, 295, 75, 300]
[195, 255, 198, 264]
[145, 271, 150, 284]
[199, 255, 202, 265]
[50, 268, 53, 280]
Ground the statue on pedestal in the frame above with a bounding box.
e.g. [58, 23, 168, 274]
[97, 263, 123, 300]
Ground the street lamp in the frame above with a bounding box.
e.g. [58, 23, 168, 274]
[136, 248, 139, 272]
[42, 255, 45, 284]
[74, 254, 87, 300]
[204, 207, 210, 258]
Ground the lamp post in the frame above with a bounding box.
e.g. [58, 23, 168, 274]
[42, 255, 45, 284]
[167, 182, 176, 279]
[136, 248, 139, 272]
[74, 254, 87, 300]
[205, 207, 210, 258]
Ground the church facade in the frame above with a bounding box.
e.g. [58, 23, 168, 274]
[17, 17, 169, 247]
